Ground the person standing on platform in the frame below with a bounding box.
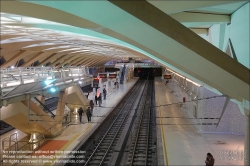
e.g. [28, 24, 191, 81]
[95, 95, 98, 105]
[86, 107, 92, 122]
[98, 93, 102, 107]
[89, 100, 94, 114]
[77, 107, 84, 123]
[103, 87, 107, 100]
[205, 153, 215, 166]
[115, 81, 119, 89]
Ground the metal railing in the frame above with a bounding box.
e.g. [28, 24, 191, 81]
[2, 133, 17, 152]
[0, 112, 72, 166]
[0, 66, 90, 88]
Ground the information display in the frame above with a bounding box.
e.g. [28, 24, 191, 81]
[109, 74, 117, 78]
[99, 74, 107, 78]
[164, 75, 172, 79]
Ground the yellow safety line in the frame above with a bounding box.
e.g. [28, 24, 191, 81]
[44, 134, 80, 166]
[156, 83, 168, 166]
[44, 82, 135, 166]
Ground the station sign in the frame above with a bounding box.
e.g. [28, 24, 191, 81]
[164, 75, 172, 79]
[99, 74, 107, 78]
[109, 74, 117, 78]
[93, 76, 99, 80]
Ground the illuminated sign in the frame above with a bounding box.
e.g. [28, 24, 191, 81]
[164, 75, 172, 79]
[99, 74, 107, 78]
[109, 74, 117, 78]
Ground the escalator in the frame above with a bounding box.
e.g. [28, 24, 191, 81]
[0, 120, 15, 135]
[33, 97, 56, 118]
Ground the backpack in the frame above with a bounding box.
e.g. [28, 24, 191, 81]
[87, 108, 92, 115]
[78, 108, 83, 114]
[103, 89, 106, 94]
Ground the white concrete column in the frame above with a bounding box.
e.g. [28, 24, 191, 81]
[245, 115, 249, 166]
[55, 90, 68, 131]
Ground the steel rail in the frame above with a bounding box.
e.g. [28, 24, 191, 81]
[128, 81, 149, 166]
[83, 81, 144, 166]
[128, 80, 154, 166]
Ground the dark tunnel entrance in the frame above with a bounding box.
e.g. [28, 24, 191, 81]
[134, 67, 162, 78]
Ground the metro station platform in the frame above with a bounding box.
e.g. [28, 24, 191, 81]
[1, 77, 246, 166]
[6, 78, 138, 166]
[154, 77, 245, 166]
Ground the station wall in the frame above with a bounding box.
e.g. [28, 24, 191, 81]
[205, 3, 250, 69]
[168, 77, 246, 135]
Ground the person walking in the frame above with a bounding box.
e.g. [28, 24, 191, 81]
[103, 87, 107, 100]
[98, 93, 102, 107]
[205, 153, 215, 166]
[77, 107, 84, 123]
[89, 100, 94, 114]
[95, 95, 98, 105]
[86, 107, 92, 122]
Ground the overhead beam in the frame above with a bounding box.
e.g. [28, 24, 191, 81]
[50, 54, 71, 66]
[76, 56, 94, 66]
[92, 60, 108, 67]
[21, 52, 51, 67]
[88, 58, 107, 66]
[190, 28, 208, 35]
[0, 1, 100, 30]
[147, 0, 246, 14]
[170, 12, 230, 23]
[1, 40, 48, 55]
[109, 0, 250, 101]
[1, 50, 36, 68]
[58, 54, 82, 68]
[67, 54, 89, 66]
[83, 58, 98, 65]
[39, 53, 59, 66]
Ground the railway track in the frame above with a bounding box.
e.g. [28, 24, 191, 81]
[83, 81, 145, 166]
[67, 79, 157, 166]
[125, 79, 157, 166]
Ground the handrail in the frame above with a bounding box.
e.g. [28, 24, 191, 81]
[33, 97, 55, 118]
[0, 113, 73, 166]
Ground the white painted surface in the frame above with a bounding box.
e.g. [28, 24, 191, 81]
[155, 77, 245, 165]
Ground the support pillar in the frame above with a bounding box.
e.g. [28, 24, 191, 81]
[55, 89, 68, 131]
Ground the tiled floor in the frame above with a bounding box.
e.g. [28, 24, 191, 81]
[154, 77, 245, 165]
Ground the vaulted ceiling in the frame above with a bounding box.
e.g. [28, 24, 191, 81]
[0, 22, 148, 68]
[0, 1, 249, 103]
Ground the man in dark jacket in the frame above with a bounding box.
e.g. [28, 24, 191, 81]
[77, 107, 84, 123]
[103, 88, 107, 100]
[86, 107, 92, 122]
